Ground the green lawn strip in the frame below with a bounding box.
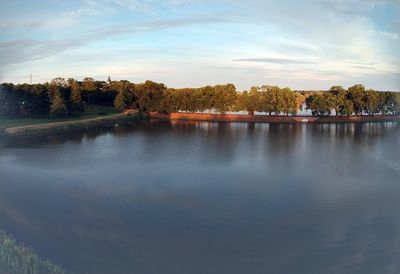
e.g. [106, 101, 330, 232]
[0, 229, 73, 274]
[0, 106, 119, 129]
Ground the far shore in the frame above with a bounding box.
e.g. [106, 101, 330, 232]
[1, 111, 399, 140]
[150, 112, 400, 124]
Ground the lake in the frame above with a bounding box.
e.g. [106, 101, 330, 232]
[0, 121, 399, 274]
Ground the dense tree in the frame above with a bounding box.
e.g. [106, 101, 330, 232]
[258, 86, 277, 115]
[174, 88, 199, 113]
[134, 81, 166, 112]
[159, 89, 179, 114]
[69, 79, 84, 112]
[0, 84, 19, 116]
[281, 87, 297, 115]
[342, 99, 355, 116]
[294, 92, 305, 114]
[50, 88, 67, 116]
[113, 81, 133, 111]
[236, 89, 261, 115]
[306, 89, 356, 116]
[328, 86, 344, 115]
[364, 89, 380, 115]
[82, 77, 97, 104]
[328, 86, 345, 97]
[212, 84, 237, 114]
[382, 92, 400, 115]
[395, 94, 400, 114]
[198, 86, 215, 112]
[1, 80, 399, 118]
[347, 84, 366, 116]
[50, 77, 67, 87]
[306, 93, 332, 116]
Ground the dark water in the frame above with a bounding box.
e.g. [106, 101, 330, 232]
[0, 121, 400, 274]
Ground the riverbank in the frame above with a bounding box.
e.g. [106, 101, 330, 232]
[0, 105, 120, 129]
[149, 112, 400, 123]
[0, 229, 72, 274]
[1, 112, 144, 138]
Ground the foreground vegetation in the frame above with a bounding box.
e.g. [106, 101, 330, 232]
[1, 78, 399, 122]
[0, 229, 71, 274]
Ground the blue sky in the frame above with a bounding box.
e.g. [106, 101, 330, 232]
[0, 0, 399, 90]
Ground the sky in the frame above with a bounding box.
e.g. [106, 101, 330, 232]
[0, 0, 399, 91]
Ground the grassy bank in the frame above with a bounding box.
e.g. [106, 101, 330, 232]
[0, 105, 119, 129]
[2, 112, 143, 138]
[0, 229, 71, 274]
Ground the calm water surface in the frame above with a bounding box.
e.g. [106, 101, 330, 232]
[0, 121, 399, 274]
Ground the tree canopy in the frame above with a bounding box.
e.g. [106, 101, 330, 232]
[1, 78, 399, 118]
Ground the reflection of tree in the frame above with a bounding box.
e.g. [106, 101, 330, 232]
[264, 124, 300, 157]
[312, 122, 400, 145]
[3, 121, 399, 165]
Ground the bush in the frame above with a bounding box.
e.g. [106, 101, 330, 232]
[0, 229, 72, 274]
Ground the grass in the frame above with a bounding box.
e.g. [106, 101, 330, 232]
[0, 105, 120, 129]
[0, 229, 72, 274]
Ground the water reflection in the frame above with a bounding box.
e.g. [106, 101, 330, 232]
[0, 121, 399, 274]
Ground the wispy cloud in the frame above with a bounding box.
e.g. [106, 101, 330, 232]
[80, 16, 237, 38]
[352, 65, 375, 70]
[0, 16, 235, 67]
[233, 57, 319, 65]
[62, 0, 149, 16]
[62, 0, 191, 17]
[0, 21, 43, 32]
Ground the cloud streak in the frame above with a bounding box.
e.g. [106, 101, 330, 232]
[233, 58, 319, 65]
[0, 15, 236, 67]
[62, 0, 194, 17]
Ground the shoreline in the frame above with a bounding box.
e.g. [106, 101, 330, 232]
[1, 112, 144, 138]
[1, 112, 399, 139]
[149, 112, 400, 124]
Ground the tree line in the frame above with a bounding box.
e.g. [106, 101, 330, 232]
[0, 77, 399, 117]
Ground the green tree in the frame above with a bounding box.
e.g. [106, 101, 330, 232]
[50, 77, 66, 87]
[114, 90, 129, 111]
[82, 77, 97, 104]
[342, 99, 355, 116]
[0, 83, 20, 116]
[347, 84, 366, 116]
[50, 88, 67, 116]
[294, 92, 305, 114]
[364, 89, 380, 115]
[281, 87, 297, 115]
[212, 84, 237, 114]
[328, 86, 346, 96]
[238, 88, 260, 115]
[328, 86, 344, 116]
[258, 86, 280, 115]
[306, 92, 335, 116]
[158, 88, 177, 114]
[113, 81, 133, 111]
[323, 92, 337, 116]
[382, 92, 400, 115]
[198, 86, 215, 113]
[69, 79, 84, 112]
[134, 81, 166, 112]
[395, 93, 400, 115]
